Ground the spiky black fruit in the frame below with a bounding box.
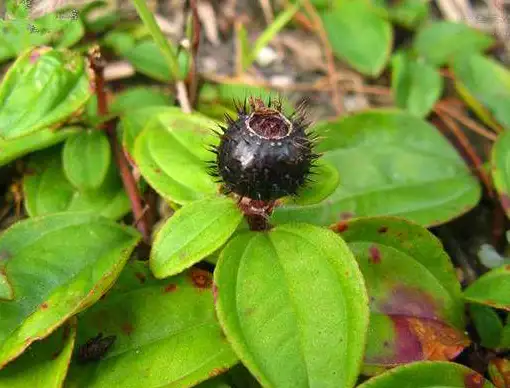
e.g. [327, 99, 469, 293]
[209, 97, 319, 201]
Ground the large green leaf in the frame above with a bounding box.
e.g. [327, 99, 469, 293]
[0, 47, 91, 140]
[464, 264, 510, 311]
[0, 213, 140, 367]
[321, 0, 392, 76]
[453, 54, 510, 130]
[120, 106, 181, 156]
[151, 196, 243, 279]
[492, 123, 510, 218]
[66, 262, 238, 388]
[109, 87, 173, 116]
[0, 319, 76, 387]
[337, 217, 468, 371]
[391, 51, 443, 118]
[123, 40, 173, 82]
[133, 111, 219, 204]
[272, 110, 481, 227]
[62, 130, 112, 191]
[358, 361, 494, 387]
[214, 224, 369, 388]
[0, 126, 79, 168]
[24, 146, 130, 220]
[414, 21, 494, 66]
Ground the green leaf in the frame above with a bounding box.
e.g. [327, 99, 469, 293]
[492, 130, 510, 218]
[102, 31, 136, 56]
[338, 217, 467, 371]
[321, 0, 392, 76]
[286, 159, 340, 206]
[123, 40, 173, 82]
[24, 146, 130, 220]
[0, 126, 79, 168]
[464, 264, 510, 311]
[453, 54, 510, 130]
[0, 47, 92, 140]
[110, 87, 173, 116]
[66, 263, 238, 388]
[62, 130, 112, 191]
[373, 0, 429, 28]
[414, 21, 494, 66]
[272, 109, 481, 227]
[357, 361, 494, 387]
[151, 196, 243, 279]
[214, 224, 369, 387]
[120, 106, 180, 156]
[391, 51, 443, 117]
[133, 111, 219, 204]
[0, 319, 76, 387]
[469, 304, 503, 349]
[0, 213, 140, 367]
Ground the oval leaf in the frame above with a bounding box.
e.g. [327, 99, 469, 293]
[133, 111, 218, 204]
[391, 51, 443, 118]
[272, 109, 481, 227]
[464, 265, 510, 311]
[336, 217, 468, 371]
[0, 319, 76, 387]
[321, 1, 392, 76]
[0, 213, 140, 367]
[414, 21, 494, 66]
[123, 40, 173, 82]
[66, 263, 238, 388]
[214, 224, 369, 387]
[24, 146, 130, 220]
[358, 361, 494, 388]
[0, 47, 92, 140]
[109, 87, 173, 116]
[151, 196, 243, 279]
[469, 304, 503, 349]
[0, 126, 79, 168]
[62, 130, 112, 191]
[492, 130, 510, 218]
[453, 53, 510, 130]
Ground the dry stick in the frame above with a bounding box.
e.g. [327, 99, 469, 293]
[435, 109, 493, 197]
[302, 0, 344, 116]
[89, 47, 151, 243]
[435, 103, 498, 141]
[187, 0, 201, 108]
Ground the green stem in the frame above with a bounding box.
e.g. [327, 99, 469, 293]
[130, 0, 180, 80]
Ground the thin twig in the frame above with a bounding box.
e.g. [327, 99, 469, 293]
[435, 109, 494, 197]
[176, 80, 192, 113]
[88, 47, 151, 243]
[435, 102, 498, 141]
[302, 0, 343, 115]
[187, 0, 201, 107]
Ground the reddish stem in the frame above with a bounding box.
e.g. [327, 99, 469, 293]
[89, 47, 151, 243]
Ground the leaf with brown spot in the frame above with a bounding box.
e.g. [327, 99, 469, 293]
[340, 216, 466, 373]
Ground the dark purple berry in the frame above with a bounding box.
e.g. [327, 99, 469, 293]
[209, 97, 319, 201]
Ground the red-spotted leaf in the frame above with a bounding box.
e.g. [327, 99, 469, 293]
[66, 262, 238, 388]
[0, 47, 92, 140]
[214, 224, 369, 387]
[0, 318, 76, 387]
[358, 361, 494, 388]
[464, 265, 510, 311]
[336, 216, 468, 373]
[492, 130, 510, 219]
[0, 213, 140, 367]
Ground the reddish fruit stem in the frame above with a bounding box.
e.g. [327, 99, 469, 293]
[88, 47, 151, 243]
